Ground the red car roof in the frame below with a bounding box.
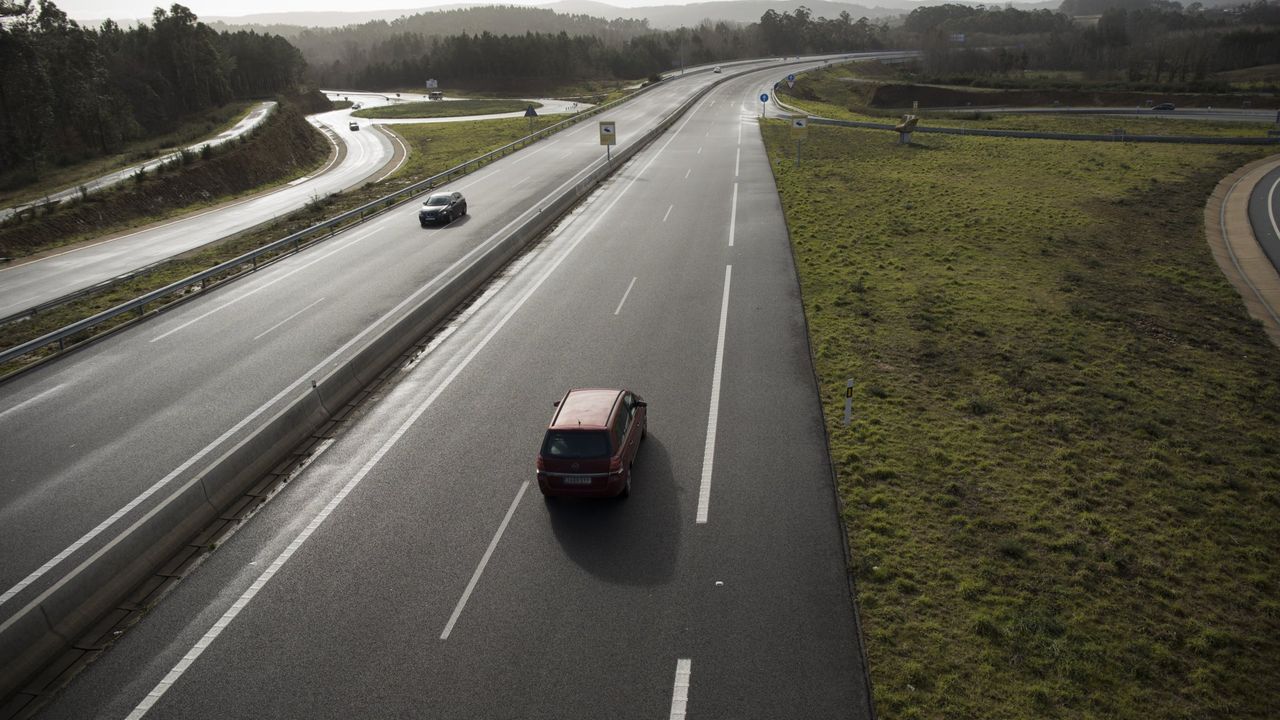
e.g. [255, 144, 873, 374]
[549, 388, 622, 430]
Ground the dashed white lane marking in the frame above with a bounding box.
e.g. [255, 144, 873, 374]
[670, 658, 693, 719]
[252, 297, 326, 341]
[697, 146, 703, 155]
[685, 168, 692, 179]
[440, 480, 529, 640]
[735, 147, 740, 178]
[663, 204, 673, 223]
[614, 276, 638, 315]
[0, 384, 64, 423]
[728, 183, 738, 247]
[697, 265, 731, 524]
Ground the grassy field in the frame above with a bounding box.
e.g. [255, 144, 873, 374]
[781, 67, 1274, 138]
[356, 99, 541, 119]
[759, 119, 1280, 718]
[0, 101, 257, 205]
[387, 115, 565, 181]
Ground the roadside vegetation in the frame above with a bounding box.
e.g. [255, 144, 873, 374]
[760, 117, 1280, 718]
[781, 63, 1279, 138]
[356, 99, 542, 119]
[0, 115, 584, 376]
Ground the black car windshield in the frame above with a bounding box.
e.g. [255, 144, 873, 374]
[425, 195, 451, 206]
[542, 431, 609, 459]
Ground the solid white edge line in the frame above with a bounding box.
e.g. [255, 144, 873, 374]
[697, 265, 731, 525]
[126, 101, 705, 714]
[728, 183, 738, 247]
[1269, 172, 1279, 240]
[663, 204, 673, 223]
[0, 384, 64, 422]
[252, 297, 326, 341]
[0, 136, 625, 614]
[614, 276, 638, 315]
[685, 168, 691, 179]
[669, 658, 693, 719]
[735, 147, 740, 178]
[440, 480, 530, 640]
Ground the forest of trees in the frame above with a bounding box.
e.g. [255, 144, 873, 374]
[908, 0, 1280, 83]
[0, 0, 304, 179]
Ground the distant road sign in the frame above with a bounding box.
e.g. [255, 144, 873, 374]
[760, 93, 769, 103]
[792, 117, 807, 130]
[524, 105, 538, 117]
[425, 78, 438, 89]
[599, 121, 616, 145]
[786, 73, 796, 82]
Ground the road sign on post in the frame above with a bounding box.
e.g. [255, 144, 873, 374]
[759, 92, 769, 117]
[425, 78, 438, 89]
[792, 117, 807, 166]
[599, 120, 616, 161]
[786, 73, 796, 89]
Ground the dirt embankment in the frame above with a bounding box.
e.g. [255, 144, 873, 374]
[0, 96, 332, 259]
[869, 83, 1280, 110]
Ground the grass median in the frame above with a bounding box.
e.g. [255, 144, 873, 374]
[0, 115, 580, 377]
[759, 119, 1280, 718]
[356, 99, 541, 119]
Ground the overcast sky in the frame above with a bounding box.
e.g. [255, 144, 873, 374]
[56, 0, 676, 24]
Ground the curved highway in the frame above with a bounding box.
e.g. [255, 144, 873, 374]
[1250, 164, 1280, 274]
[0, 102, 278, 223]
[3, 56, 878, 718]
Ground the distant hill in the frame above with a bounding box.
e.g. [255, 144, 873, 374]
[200, 0, 1061, 34]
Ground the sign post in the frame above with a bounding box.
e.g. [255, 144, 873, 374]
[524, 104, 538, 132]
[599, 120, 616, 161]
[759, 92, 769, 117]
[786, 73, 796, 89]
[791, 116, 808, 167]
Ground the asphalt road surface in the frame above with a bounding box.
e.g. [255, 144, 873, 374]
[0, 104, 394, 320]
[1250, 164, 1280, 274]
[8, 57, 875, 719]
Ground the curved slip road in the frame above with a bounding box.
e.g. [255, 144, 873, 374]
[1250, 164, 1280, 274]
[0, 105, 393, 321]
[12, 56, 878, 719]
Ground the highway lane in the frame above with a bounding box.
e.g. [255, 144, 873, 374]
[0, 58, 817, 663]
[0, 103, 278, 223]
[1250, 164, 1280, 275]
[35, 59, 870, 719]
[0, 104, 392, 321]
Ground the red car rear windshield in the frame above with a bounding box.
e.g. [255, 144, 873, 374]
[542, 430, 609, 459]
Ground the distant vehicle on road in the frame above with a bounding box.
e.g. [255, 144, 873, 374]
[348, 121, 359, 131]
[537, 388, 647, 499]
[428, 91, 444, 101]
[352, 102, 362, 110]
[713, 66, 722, 74]
[418, 191, 466, 226]
[1152, 103, 1176, 111]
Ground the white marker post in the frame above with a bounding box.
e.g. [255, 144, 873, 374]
[599, 120, 616, 162]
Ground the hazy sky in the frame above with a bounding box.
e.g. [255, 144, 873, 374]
[57, 0, 678, 24]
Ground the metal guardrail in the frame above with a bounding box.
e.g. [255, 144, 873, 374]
[0, 83, 660, 370]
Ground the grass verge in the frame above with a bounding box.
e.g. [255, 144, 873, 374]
[760, 119, 1280, 719]
[387, 115, 565, 181]
[356, 99, 542, 119]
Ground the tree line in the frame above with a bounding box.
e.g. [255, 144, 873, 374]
[0, 0, 304, 180]
[906, 0, 1280, 85]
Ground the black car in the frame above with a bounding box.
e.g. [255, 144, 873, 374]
[1151, 102, 1175, 111]
[419, 192, 467, 226]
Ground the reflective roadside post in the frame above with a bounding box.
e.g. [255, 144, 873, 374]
[599, 120, 616, 162]
[792, 116, 808, 167]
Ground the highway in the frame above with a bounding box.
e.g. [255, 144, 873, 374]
[1251, 164, 1280, 275]
[0, 102, 279, 223]
[2, 56, 874, 718]
[0, 104, 394, 321]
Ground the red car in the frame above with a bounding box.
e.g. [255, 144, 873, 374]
[537, 388, 647, 498]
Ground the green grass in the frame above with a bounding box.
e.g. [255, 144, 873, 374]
[760, 120, 1280, 719]
[386, 115, 564, 181]
[0, 101, 257, 205]
[355, 99, 541, 120]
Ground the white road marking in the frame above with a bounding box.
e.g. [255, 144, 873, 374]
[513, 176, 529, 186]
[149, 228, 377, 342]
[728, 183, 738, 247]
[685, 168, 691, 179]
[738, 119, 743, 144]
[252, 297, 326, 341]
[735, 147, 740, 178]
[126, 114, 701, 713]
[0, 384, 64, 422]
[663, 204, 673, 223]
[670, 658, 693, 719]
[697, 147, 702, 155]
[0, 142, 625, 615]
[697, 265, 731, 524]
[1269, 172, 1279, 240]
[440, 480, 529, 640]
[614, 276, 638, 315]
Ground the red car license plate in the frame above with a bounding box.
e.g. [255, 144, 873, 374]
[561, 476, 593, 485]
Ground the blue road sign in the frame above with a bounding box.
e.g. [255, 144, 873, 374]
[760, 93, 769, 102]
[787, 74, 796, 82]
